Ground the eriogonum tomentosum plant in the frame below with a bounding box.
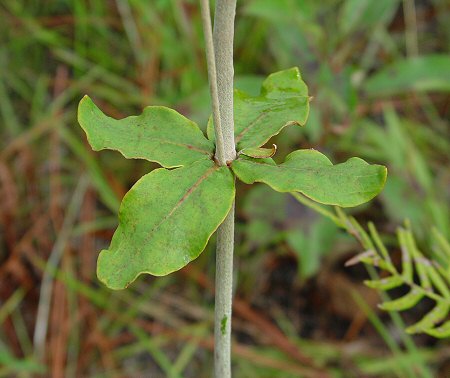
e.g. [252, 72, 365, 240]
[78, 3, 386, 376]
[78, 67, 387, 289]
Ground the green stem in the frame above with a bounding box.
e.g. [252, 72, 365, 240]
[200, 0, 237, 376]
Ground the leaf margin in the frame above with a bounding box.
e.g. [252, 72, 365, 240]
[97, 159, 235, 290]
[231, 149, 388, 208]
[78, 95, 214, 169]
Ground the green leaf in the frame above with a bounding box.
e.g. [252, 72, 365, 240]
[78, 95, 214, 168]
[207, 67, 310, 149]
[97, 159, 235, 289]
[364, 55, 450, 97]
[231, 149, 387, 207]
[425, 320, 450, 339]
[378, 289, 424, 311]
[239, 144, 277, 159]
[406, 301, 449, 334]
[364, 275, 404, 290]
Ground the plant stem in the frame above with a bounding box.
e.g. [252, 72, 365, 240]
[200, 0, 237, 376]
[213, 0, 237, 375]
[199, 0, 226, 166]
[214, 204, 235, 378]
[212, 0, 237, 163]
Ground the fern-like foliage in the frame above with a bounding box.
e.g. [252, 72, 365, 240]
[291, 193, 450, 339]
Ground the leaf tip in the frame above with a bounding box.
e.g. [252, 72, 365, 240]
[96, 249, 131, 290]
[78, 94, 92, 111]
[77, 95, 96, 124]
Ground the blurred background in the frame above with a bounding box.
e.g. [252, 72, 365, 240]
[0, 0, 449, 377]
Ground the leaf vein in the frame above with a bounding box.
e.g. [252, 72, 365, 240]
[143, 165, 218, 243]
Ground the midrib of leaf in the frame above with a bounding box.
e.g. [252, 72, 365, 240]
[140, 165, 218, 246]
[111, 164, 220, 282]
[237, 159, 382, 195]
[235, 112, 267, 143]
[88, 133, 213, 165]
[234, 101, 300, 144]
[141, 137, 213, 156]
[81, 99, 214, 163]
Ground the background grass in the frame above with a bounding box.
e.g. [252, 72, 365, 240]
[0, 0, 449, 377]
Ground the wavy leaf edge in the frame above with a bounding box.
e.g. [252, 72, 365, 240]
[97, 160, 235, 290]
[78, 95, 214, 168]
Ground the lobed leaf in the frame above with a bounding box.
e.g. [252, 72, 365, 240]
[78, 95, 214, 168]
[400, 224, 450, 298]
[425, 320, 450, 339]
[231, 149, 387, 207]
[97, 159, 235, 289]
[339, 212, 450, 339]
[364, 275, 404, 291]
[406, 301, 449, 334]
[207, 67, 310, 149]
[378, 289, 424, 311]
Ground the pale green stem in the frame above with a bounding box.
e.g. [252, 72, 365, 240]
[200, 0, 237, 377]
[212, 0, 237, 163]
[199, 0, 226, 166]
[213, 0, 237, 374]
[214, 203, 235, 378]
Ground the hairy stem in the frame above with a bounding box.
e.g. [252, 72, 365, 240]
[199, 0, 226, 165]
[214, 204, 235, 378]
[213, 0, 237, 162]
[200, 0, 237, 376]
[213, 0, 237, 375]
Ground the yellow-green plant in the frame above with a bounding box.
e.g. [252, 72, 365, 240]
[293, 192, 450, 339]
[346, 217, 450, 338]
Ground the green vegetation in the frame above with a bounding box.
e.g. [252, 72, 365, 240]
[232, 151, 386, 207]
[349, 221, 450, 339]
[0, 0, 449, 377]
[78, 67, 385, 290]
